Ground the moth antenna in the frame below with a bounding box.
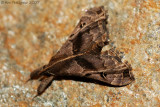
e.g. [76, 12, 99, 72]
[32, 94, 39, 100]
[25, 78, 31, 84]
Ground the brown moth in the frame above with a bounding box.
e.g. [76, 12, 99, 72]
[28, 6, 135, 97]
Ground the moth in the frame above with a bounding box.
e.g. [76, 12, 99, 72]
[28, 6, 135, 97]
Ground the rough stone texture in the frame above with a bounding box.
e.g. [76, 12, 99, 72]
[0, 0, 159, 107]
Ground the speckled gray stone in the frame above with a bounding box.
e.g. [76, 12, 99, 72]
[0, 0, 160, 106]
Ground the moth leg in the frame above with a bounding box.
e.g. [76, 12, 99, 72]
[83, 64, 130, 76]
[34, 76, 54, 98]
[114, 62, 132, 71]
[102, 62, 132, 74]
[103, 66, 128, 74]
[102, 70, 135, 86]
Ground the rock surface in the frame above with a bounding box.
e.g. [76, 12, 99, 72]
[0, 0, 159, 106]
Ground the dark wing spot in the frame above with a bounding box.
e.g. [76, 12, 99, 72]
[80, 24, 83, 28]
[75, 57, 97, 70]
[72, 32, 83, 54]
[96, 9, 102, 14]
[123, 69, 130, 78]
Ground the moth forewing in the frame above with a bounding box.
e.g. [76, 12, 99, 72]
[28, 6, 134, 97]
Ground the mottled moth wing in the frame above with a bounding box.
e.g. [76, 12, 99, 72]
[34, 6, 109, 77]
[28, 6, 134, 97]
[48, 6, 109, 64]
[54, 49, 134, 86]
[84, 50, 134, 86]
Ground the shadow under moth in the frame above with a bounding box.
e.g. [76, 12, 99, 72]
[28, 6, 135, 97]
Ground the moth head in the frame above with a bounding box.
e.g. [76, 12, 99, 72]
[85, 6, 105, 16]
[79, 6, 108, 28]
